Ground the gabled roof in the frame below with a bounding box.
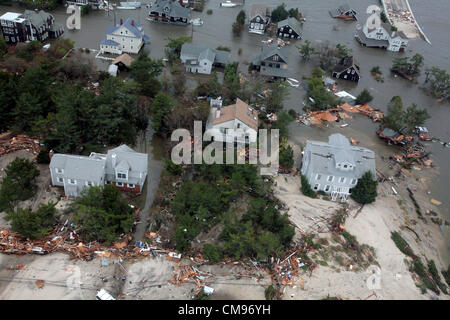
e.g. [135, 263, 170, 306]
[333, 56, 360, 73]
[250, 4, 270, 20]
[277, 17, 302, 36]
[150, 0, 190, 19]
[213, 98, 258, 131]
[112, 53, 135, 68]
[181, 43, 230, 65]
[253, 44, 290, 65]
[50, 154, 106, 182]
[107, 18, 145, 39]
[106, 145, 148, 174]
[23, 9, 52, 29]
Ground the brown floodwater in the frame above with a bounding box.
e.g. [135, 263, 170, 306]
[1, 0, 448, 254]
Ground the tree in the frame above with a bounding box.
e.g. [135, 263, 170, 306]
[392, 54, 424, 78]
[426, 67, 450, 100]
[351, 171, 378, 204]
[203, 244, 222, 263]
[236, 10, 246, 25]
[382, 96, 405, 132]
[279, 145, 294, 168]
[266, 81, 289, 113]
[403, 104, 430, 133]
[271, 3, 289, 23]
[265, 285, 276, 300]
[6, 202, 56, 239]
[0, 37, 7, 56]
[166, 36, 192, 56]
[71, 185, 134, 244]
[300, 174, 316, 198]
[232, 11, 246, 36]
[307, 68, 338, 110]
[130, 53, 163, 83]
[288, 8, 300, 19]
[297, 40, 314, 61]
[0, 71, 17, 132]
[335, 43, 352, 59]
[0, 158, 40, 211]
[355, 89, 373, 105]
[380, 11, 388, 23]
[151, 92, 175, 133]
[410, 53, 424, 75]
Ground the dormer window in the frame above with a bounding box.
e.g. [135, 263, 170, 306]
[117, 172, 127, 180]
[56, 168, 63, 174]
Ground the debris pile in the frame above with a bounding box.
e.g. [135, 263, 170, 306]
[272, 250, 307, 286]
[0, 132, 41, 157]
[169, 263, 214, 294]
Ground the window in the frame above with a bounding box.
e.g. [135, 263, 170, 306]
[127, 184, 135, 188]
[117, 173, 127, 179]
[57, 177, 63, 183]
[325, 185, 331, 192]
[351, 178, 357, 185]
[343, 164, 347, 168]
[273, 55, 279, 61]
[117, 182, 124, 187]
[105, 181, 111, 185]
[68, 179, 76, 185]
[315, 174, 322, 181]
[327, 175, 334, 182]
[339, 177, 346, 183]
[57, 168, 64, 174]
[86, 181, 94, 187]
[313, 183, 320, 191]
[237, 123, 241, 129]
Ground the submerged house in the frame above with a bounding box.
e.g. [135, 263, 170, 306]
[251, 44, 290, 81]
[65, 0, 104, 9]
[50, 145, 148, 197]
[329, 4, 358, 21]
[301, 134, 376, 202]
[0, 10, 63, 44]
[277, 17, 302, 39]
[355, 21, 408, 52]
[180, 44, 230, 74]
[206, 98, 258, 145]
[148, 0, 190, 25]
[248, 4, 271, 34]
[332, 56, 360, 83]
[100, 18, 149, 55]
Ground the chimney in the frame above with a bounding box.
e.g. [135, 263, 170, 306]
[131, 20, 134, 26]
[111, 153, 117, 168]
[120, 18, 123, 25]
[216, 109, 221, 119]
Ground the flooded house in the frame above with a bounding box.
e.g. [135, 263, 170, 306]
[329, 4, 358, 21]
[148, 0, 190, 25]
[206, 98, 258, 145]
[100, 18, 149, 55]
[49, 145, 148, 197]
[251, 44, 290, 81]
[301, 133, 376, 202]
[248, 4, 271, 35]
[65, 0, 104, 9]
[332, 56, 361, 83]
[0, 10, 63, 44]
[180, 43, 230, 74]
[355, 21, 408, 52]
[277, 17, 302, 39]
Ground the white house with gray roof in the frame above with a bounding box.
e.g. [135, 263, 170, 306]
[180, 43, 230, 74]
[301, 134, 376, 202]
[50, 145, 148, 197]
[355, 20, 408, 52]
[100, 18, 150, 55]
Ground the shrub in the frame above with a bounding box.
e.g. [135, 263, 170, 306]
[6, 202, 56, 239]
[203, 244, 222, 263]
[279, 145, 294, 168]
[36, 149, 50, 164]
[300, 174, 316, 198]
[165, 159, 182, 175]
[265, 285, 276, 300]
[391, 231, 415, 258]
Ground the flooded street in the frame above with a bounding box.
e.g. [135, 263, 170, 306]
[0, 0, 448, 251]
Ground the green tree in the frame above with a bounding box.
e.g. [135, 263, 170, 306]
[271, 3, 289, 23]
[81, 4, 90, 16]
[71, 185, 134, 244]
[0, 71, 17, 132]
[151, 92, 175, 133]
[355, 89, 373, 105]
[279, 145, 294, 168]
[130, 53, 163, 83]
[265, 285, 276, 300]
[288, 8, 300, 19]
[0, 158, 40, 211]
[300, 174, 316, 198]
[236, 10, 246, 25]
[410, 54, 424, 75]
[166, 36, 192, 56]
[380, 11, 388, 23]
[203, 244, 222, 263]
[307, 68, 338, 110]
[403, 104, 430, 133]
[351, 171, 378, 204]
[297, 40, 314, 61]
[382, 96, 405, 132]
[6, 202, 56, 239]
[266, 81, 289, 113]
[336, 43, 352, 59]
[426, 67, 449, 100]
[0, 37, 7, 56]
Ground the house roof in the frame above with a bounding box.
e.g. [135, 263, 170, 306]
[107, 17, 145, 39]
[23, 9, 52, 29]
[105, 145, 148, 174]
[253, 44, 290, 65]
[50, 154, 106, 182]
[250, 4, 270, 20]
[213, 98, 258, 131]
[112, 53, 135, 67]
[355, 29, 389, 48]
[181, 43, 230, 65]
[333, 56, 360, 73]
[0, 12, 26, 23]
[302, 133, 376, 179]
[150, 0, 190, 19]
[329, 4, 354, 17]
[260, 66, 290, 78]
[277, 17, 302, 36]
[101, 39, 120, 46]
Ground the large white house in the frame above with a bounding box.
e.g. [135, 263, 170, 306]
[355, 21, 408, 52]
[100, 18, 149, 55]
[206, 98, 258, 145]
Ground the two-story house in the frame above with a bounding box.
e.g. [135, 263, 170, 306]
[355, 20, 408, 52]
[0, 10, 63, 44]
[277, 17, 302, 39]
[0, 12, 28, 44]
[301, 134, 376, 202]
[251, 44, 290, 81]
[180, 43, 230, 74]
[50, 145, 148, 197]
[100, 18, 149, 55]
[248, 4, 271, 34]
[206, 98, 258, 145]
[65, 0, 104, 9]
[332, 56, 361, 83]
[148, 0, 190, 25]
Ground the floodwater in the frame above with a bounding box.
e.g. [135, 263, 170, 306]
[0, 0, 448, 250]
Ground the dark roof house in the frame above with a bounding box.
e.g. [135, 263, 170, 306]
[251, 44, 290, 81]
[332, 56, 360, 83]
[148, 0, 190, 25]
[277, 17, 302, 39]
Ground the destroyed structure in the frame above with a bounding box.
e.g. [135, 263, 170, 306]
[329, 4, 358, 21]
[50, 145, 148, 197]
[301, 134, 376, 202]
